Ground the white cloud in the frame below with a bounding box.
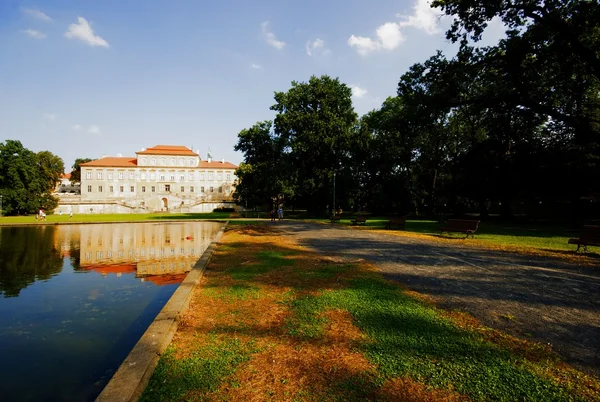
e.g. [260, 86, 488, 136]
[397, 0, 444, 35]
[348, 0, 444, 56]
[22, 29, 46, 39]
[261, 22, 285, 50]
[348, 23, 405, 56]
[250, 63, 263, 69]
[65, 17, 109, 48]
[72, 124, 81, 130]
[305, 38, 331, 57]
[350, 85, 368, 99]
[22, 8, 52, 22]
[43, 113, 56, 121]
[88, 125, 101, 134]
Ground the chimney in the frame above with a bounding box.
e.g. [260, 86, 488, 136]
[208, 157, 212, 163]
[221, 158, 225, 163]
[117, 153, 122, 157]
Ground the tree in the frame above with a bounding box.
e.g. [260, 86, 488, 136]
[70, 158, 93, 184]
[0, 140, 64, 215]
[271, 75, 358, 214]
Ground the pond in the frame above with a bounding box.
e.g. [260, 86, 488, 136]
[0, 221, 223, 402]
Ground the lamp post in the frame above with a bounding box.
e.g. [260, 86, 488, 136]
[0, 195, 2, 217]
[332, 172, 336, 215]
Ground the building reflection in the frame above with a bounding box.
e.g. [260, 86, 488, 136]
[62, 223, 217, 286]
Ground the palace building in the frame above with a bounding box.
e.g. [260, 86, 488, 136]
[75, 145, 237, 213]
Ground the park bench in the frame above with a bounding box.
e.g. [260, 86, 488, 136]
[568, 225, 600, 252]
[330, 214, 342, 223]
[385, 217, 406, 230]
[351, 215, 367, 225]
[440, 219, 480, 238]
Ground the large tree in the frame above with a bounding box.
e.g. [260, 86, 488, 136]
[271, 75, 358, 214]
[0, 140, 63, 215]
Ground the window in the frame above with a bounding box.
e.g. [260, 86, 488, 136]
[141, 173, 146, 180]
[180, 186, 185, 192]
[179, 158, 184, 165]
[109, 186, 114, 192]
[140, 158, 146, 165]
[86, 172, 92, 180]
[190, 186, 194, 192]
[200, 186, 204, 193]
[159, 174, 165, 181]
[180, 175, 185, 181]
[218, 186, 222, 193]
[218, 173, 223, 181]
[208, 173, 214, 181]
[227, 173, 231, 181]
[160, 158, 165, 165]
[120, 186, 124, 192]
[170, 174, 175, 181]
[129, 172, 134, 180]
[98, 185, 103, 192]
[130, 186, 134, 192]
[200, 173, 205, 180]
[97, 172, 103, 179]
[151, 158, 156, 165]
[118, 172, 124, 180]
[165, 184, 171, 192]
[210, 186, 214, 193]
[188, 173, 193, 181]
[226, 186, 230, 195]
[170, 158, 175, 165]
[142, 186, 146, 193]
[108, 172, 113, 180]
[188, 159, 194, 166]
[150, 173, 156, 180]
[87, 185, 92, 192]
[151, 186, 155, 192]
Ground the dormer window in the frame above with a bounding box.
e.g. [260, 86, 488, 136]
[179, 158, 184, 166]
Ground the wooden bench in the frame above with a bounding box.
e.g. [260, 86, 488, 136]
[330, 214, 342, 223]
[351, 216, 367, 225]
[440, 219, 480, 238]
[385, 217, 406, 230]
[568, 225, 600, 252]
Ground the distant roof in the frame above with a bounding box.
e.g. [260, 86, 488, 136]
[200, 160, 238, 169]
[62, 173, 72, 179]
[81, 157, 137, 167]
[136, 145, 199, 156]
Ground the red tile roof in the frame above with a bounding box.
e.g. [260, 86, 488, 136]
[62, 173, 72, 179]
[200, 161, 238, 169]
[136, 145, 199, 156]
[81, 157, 138, 167]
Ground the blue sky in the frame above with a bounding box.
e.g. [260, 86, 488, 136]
[0, 0, 505, 171]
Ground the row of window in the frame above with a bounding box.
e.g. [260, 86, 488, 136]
[85, 171, 231, 181]
[86, 185, 230, 194]
[138, 157, 196, 167]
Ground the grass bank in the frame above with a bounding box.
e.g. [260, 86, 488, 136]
[140, 225, 599, 401]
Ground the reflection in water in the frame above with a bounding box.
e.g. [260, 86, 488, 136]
[0, 226, 63, 297]
[0, 222, 222, 402]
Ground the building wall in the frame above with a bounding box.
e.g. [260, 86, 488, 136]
[80, 153, 236, 212]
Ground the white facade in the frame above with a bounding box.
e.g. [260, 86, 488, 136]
[78, 145, 237, 213]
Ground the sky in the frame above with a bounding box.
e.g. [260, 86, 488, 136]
[0, 0, 506, 171]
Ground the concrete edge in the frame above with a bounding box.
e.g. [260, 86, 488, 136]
[95, 221, 229, 402]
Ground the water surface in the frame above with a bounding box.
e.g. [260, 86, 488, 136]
[0, 222, 222, 402]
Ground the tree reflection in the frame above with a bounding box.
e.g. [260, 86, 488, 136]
[0, 226, 63, 297]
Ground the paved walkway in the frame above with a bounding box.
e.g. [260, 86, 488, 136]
[275, 221, 600, 378]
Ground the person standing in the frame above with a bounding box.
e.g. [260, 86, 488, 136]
[277, 206, 283, 221]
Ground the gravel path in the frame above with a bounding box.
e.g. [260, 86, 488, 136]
[274, 221, 600, 378]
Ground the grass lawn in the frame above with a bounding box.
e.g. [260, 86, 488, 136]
[140, 225, 599, 401]
[0, 212, 232, 224]
[329, 217, 592, 255]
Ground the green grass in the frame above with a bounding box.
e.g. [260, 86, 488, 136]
[332, 217, 582, 253]
[140, 336, 258, 402]
[0, 212, 231, 224]
[287, 272, 582, 401]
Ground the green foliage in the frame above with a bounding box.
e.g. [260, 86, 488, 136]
[0, 140, 63, 215]
[69, 158, 93, 184]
